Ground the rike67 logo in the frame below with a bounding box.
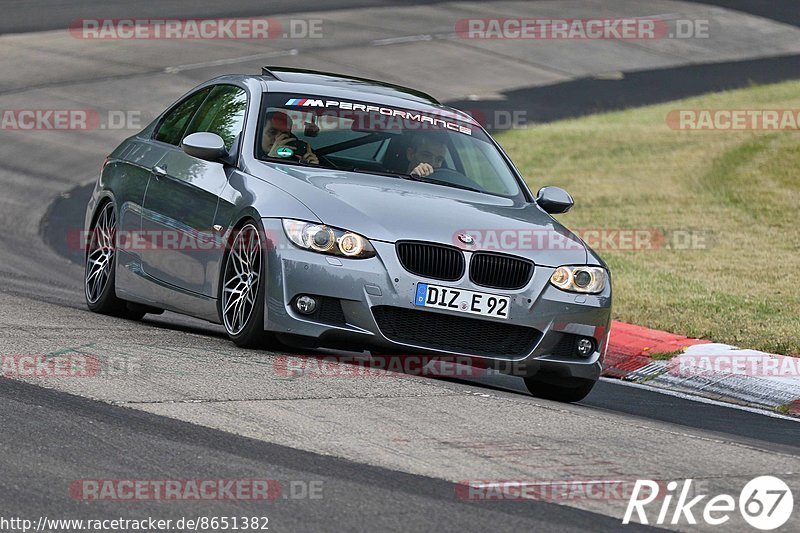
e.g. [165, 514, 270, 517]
[623, 476, 793, 530]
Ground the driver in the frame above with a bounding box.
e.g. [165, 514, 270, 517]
[407, 134, 447, 177]
[261, 111, 319, 165]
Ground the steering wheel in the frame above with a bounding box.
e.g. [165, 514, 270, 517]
[427, 167, 483, 191]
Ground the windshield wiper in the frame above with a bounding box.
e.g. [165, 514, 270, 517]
[404, 174, 484, 194]
[351, 168, 410, 180]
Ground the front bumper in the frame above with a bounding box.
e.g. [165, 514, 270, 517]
[260, 219, 611, 380]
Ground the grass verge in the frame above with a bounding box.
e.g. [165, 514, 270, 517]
[497, 80, 800, 355]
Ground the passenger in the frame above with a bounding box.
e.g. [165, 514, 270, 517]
[261, 111, 319, 164]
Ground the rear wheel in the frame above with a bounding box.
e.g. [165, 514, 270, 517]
[84, 201, 145, 320]
[523, 376, 596, 403]
[220, 221, 274, 348]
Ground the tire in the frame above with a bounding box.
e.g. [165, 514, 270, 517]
[84, 201, 145, 320]
[523, 376, 596, 403]
[219, 221, 274, 348]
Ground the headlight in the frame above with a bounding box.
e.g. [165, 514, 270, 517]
[282, 219, 376, 259]
[550, 266, 607, 294]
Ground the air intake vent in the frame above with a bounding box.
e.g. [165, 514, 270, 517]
[470, 253, 533, 290]
[372, 306, 541, 358]
[396, 242, 465, 281]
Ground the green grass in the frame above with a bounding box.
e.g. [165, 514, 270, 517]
[648, 350, 684, 361]
[496, 80, 800, 355]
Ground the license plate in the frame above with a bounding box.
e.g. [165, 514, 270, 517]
[414, 283, 510, 319]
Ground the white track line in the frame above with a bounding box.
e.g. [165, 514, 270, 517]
[371, 34, 433, 46]
[164, 49, 299, 73]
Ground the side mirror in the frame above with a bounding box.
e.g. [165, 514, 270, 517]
[181, 132, 228, 161]
[536, 186, 574, 214]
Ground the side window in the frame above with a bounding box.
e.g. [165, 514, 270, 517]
[183, 85, 247, 151]
[154, 88, 211, 146]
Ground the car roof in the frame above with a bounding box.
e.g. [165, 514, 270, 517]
[262, 66, 438, 103]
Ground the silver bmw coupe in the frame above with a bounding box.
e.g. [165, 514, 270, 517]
[84, 67, 612, 402]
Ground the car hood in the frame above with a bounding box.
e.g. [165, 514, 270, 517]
[254, 163, 587, 266]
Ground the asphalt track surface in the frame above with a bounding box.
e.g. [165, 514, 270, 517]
[2, 1, 800, 532]
[0, 0, 472, 35]
[1, 378, 655, 533]
[5, 0, 800, 35]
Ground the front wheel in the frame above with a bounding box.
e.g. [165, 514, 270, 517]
[523, 376, 596, 403]
[85, 201, 144, 320]
[220, 222, 274, 348]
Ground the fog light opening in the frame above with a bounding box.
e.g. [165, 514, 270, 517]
[576, 337, 595, 358]
[295, 295, 317, 315]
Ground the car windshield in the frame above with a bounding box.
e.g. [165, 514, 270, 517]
[255, 93, 523, 198]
